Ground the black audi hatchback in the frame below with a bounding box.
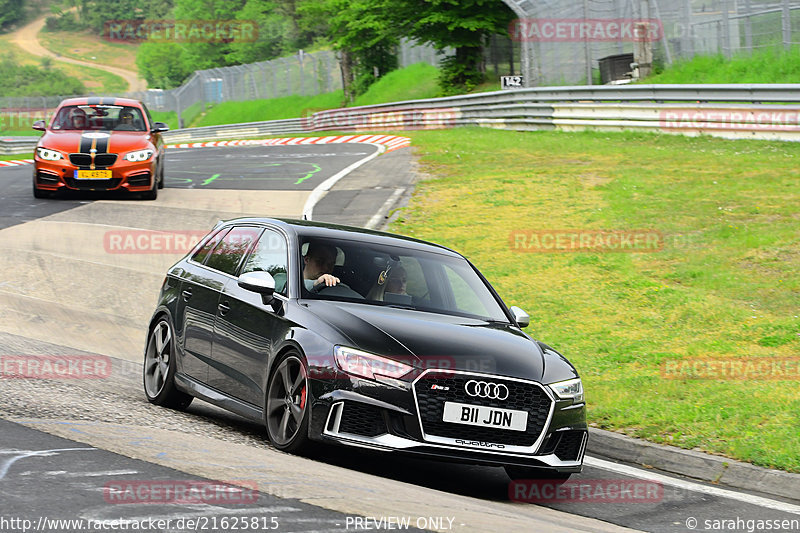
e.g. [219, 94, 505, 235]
[143, 218, 587, 480]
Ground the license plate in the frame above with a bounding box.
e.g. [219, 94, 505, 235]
[442, 401, 528, 432]
[74, 170, 112, 180]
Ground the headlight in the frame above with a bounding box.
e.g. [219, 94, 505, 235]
[124, 149, 154, 162]
[549, 378, 584, 403]
[36, 147, 63, 161]
[334, 346, 414, 380]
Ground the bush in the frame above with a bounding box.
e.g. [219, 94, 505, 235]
[0, 55, 86, 97]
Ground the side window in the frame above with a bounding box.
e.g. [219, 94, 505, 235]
[141, 103, 154, 130]
[205, 227, 262, 276]
[443, 264, 492, 317]
[400, 257, 427, 300]
[192, 228, 230, 264]
[241, 229, 289, 294]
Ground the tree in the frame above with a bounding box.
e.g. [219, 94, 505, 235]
[0, 0, 24, 31]
[301, 0, 398, 103]
[227, 0, 293, 64]
[379, 0, 515, 94]
[173, 0, 247, 71]
[136, 41, 191, 89]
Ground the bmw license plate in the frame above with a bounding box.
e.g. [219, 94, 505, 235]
[74, 170, 111, 180]
[442, 401, 528, 431]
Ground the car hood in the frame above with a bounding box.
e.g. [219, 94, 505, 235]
[39, 130, 151, 153]
[303, 300, 546, 381]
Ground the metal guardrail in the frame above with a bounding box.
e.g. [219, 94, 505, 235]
[4, 84, 800, 154]
[0, 138, 41, 155]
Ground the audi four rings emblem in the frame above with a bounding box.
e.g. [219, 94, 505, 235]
[464, 380, 509, 400]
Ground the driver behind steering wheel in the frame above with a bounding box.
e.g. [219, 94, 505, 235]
[303, 242, 340, 291]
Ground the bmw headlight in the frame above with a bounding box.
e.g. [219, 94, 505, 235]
[334, 346, 414, 381]
[36, 147, 63, 161]
[549, 378, 584, 403]
[124, 149, 154, 162]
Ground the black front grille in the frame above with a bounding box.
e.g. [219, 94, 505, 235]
[68, 153, 118, 167]
[36, 171, 59, 185]
[127, 172, 151, 187]
[414, 373, 552, 447]
[338, 402, 387, 437]
[64, 177, 122, 190]
[554, 431, 586, 461]
[69, 153, 92, 166]
[94, 153, 117, 166]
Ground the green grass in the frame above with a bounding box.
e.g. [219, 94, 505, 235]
[193, 91, 345, 128]
[151, 102, 206, 130]
[647, 48, 800, 84]
[352, 63, 440, 106]
[0, 153, 33, 160]
[39, 30, 139, 73]
[193, 63, 442, 127]
[0, 38, 127, 94]
[390, 128, 800, 473]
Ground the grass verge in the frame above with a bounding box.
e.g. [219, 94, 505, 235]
[0, 37, 127, 94]
[38, 30, 139, 72]
[0, 153, 33, 160]
[646, 49, 800, 83]
[391, 127, 800, 473]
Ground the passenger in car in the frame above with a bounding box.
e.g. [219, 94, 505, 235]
[115, 109, 137, 131]
[385, 265, 408, 296]
[303, 242, 340, 291]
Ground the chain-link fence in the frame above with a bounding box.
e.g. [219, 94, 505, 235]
[145, 49, 341, 127]
[510, 0, 800, 86]
[4, 1, 800, 133]
[0, 50, 341, 131]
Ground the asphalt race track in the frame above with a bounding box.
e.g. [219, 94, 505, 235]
[0, 143, 798, 533]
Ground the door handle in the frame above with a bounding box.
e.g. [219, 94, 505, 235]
[181, 288, 192, 301]
[218, 301, 230, 315]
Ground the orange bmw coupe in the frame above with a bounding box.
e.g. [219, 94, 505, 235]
[32, 97, 169, 200]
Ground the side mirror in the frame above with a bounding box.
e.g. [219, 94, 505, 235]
[509, 306, 530, 328]
[151, 122, 169, 133]
[238, 271, 276, 305]
[32, 120, 46, 131]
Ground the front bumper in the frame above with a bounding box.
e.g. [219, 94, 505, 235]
[34, 157, 155, 193]
[311, 369, 587, 472]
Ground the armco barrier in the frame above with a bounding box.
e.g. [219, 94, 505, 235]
[4, 84, 800, 155]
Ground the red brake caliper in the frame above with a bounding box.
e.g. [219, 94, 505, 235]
[299, 385, 307, 410]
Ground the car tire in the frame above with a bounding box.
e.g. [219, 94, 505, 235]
[504, 466, 572, 484]
[143, 317, 193, 410]
[33, 185, 48, 199]
[157, 158, 165, 189]
[264, 351, 312, 454]
[141, 177, 158, 200]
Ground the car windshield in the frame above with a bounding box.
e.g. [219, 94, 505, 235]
[299, 236, 509, 323]
[51, 105, 147, 132]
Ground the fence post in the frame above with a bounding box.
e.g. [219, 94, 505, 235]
[722, 0, 732, 57]
[683, 0, 694, 58]
[783, 0, 791, 51]
[583, 0, 592, 85]
[743, 0, 753, 53]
